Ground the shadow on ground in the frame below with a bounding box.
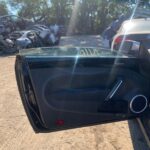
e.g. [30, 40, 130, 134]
[128, 120, 149, 150]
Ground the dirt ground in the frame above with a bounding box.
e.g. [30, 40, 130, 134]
[0, 36, 149, 150]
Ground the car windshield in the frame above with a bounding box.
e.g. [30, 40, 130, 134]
[0, 0, 150, 55]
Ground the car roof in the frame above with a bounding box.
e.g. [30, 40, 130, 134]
[123, 18, 150, 23]
[118, 18, 150, 34]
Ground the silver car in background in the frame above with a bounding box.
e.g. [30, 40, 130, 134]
[111, 18, 150, 54]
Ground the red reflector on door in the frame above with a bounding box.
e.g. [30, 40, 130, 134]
[56, 119, 64, 126]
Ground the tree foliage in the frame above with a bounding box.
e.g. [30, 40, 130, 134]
[0, 1, 8, 16]
[7, 0, 150, 34]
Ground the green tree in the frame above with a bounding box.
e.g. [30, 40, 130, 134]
[9, 0, 51, 22]
[50, 0, 73, 25]
[7, 0, 150, 34]
[0, 1, 8, 16]
[9, 0, 73, 25]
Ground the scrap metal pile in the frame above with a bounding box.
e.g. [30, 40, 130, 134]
[0, 15, 61, 54]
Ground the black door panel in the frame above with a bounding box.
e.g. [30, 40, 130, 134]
[30, 67, 148, 113]
[15, 54, 150, 133]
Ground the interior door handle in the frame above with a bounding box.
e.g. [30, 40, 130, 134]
[105, 79, 123, 101]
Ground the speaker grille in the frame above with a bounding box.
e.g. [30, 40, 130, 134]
[130, 95, 148, 114]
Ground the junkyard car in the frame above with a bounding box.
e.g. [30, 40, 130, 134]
[10, 30, 42, 49]
[0, 34, 17, 54]
[0, 21, 60, 53]
[0, 15, 33, 35]
[111, 18, 150, 54]
[102, 8, 150, 49]
[29, 24, 61, 46]
[0, 15, 34, 53]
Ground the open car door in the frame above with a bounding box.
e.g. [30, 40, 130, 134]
[15, 47, 150, 133]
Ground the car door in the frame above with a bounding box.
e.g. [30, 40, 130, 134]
[15, 47, 150, 133]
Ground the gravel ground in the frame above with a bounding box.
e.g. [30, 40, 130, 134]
[0, 35, 149, 150]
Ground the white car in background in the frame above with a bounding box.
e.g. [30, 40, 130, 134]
[111, 18, 150, 54]
[101, 15, 128, 48]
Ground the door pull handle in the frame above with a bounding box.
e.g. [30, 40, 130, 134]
[105, 79, 123, 101]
